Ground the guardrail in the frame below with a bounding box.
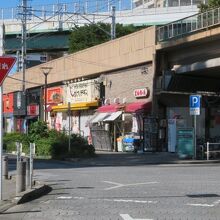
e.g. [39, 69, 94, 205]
[157, 7, 220, 42]
[206, 142, 220, 161]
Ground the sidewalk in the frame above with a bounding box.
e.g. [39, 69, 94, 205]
[2, 176, 16, 202]
[66, 151, 220, 167]
[0, 172, 51, 213]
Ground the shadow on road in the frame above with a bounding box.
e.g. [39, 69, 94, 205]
[7, 151, 211, 172]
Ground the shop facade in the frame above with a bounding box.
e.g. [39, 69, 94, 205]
[50, 79, 99, 140]
[26, 88, 41, 131]
[13, 91, 27, 133]
[90, 64, 154, 152]
[3, 93, 14, 133]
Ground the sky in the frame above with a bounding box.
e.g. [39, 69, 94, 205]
[0, 0, 132, 9]
[0, 0, 68, 8]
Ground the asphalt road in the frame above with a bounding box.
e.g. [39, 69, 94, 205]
[1, 154, 220, 220]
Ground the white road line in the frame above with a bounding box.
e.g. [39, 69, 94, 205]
[120, 214, 154, 220]
[187, 203, 214, 207]
[187, 200, 220, 207]
[102, 198, 157, 204]
[103, 181, 159, 190]
[57, 196, 73, 199]
[73, 196, 84, 199]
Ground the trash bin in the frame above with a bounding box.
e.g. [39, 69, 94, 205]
[123, 138, 136, 152]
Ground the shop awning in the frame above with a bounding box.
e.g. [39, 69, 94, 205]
[52, 101, 99, 112]
[103, 111, 122, 121]
[125, 101, 152, 113]
[90, 112, 110, 123]
[97, 104, 124, 113]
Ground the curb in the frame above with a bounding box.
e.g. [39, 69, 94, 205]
[0, 183, 52, 213]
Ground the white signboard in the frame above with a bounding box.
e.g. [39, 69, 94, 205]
[66, 79, 99, 103]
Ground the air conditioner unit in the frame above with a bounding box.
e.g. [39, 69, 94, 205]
[113, 97, 120, 104]
[104, 98, 110, 105]
[122, 98, 127, 104]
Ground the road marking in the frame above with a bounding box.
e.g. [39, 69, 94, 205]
[103, 181, 159, 190]
[101, 198, 157, 204]
[57, 196, 72, 199]
[56, 196, 85, 200]
[73, 196, 84, 199]
[187, 200, 220, 207]
[120, 214, 153, 220]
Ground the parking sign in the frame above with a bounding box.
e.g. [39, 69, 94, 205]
[190, 95, 201, 115]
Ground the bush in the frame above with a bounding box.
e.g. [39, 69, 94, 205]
[51, 133, 95, 159]
[3, 132, 29, 154]
[35, 138, 53, 156]
[28, 121, 48, 142]
[4, 121, 95, 159]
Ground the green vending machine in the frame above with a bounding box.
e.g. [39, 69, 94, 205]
[177, 128, 194, 159]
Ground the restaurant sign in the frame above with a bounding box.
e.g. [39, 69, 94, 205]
[134, 88, 150, 98]
[46, 87, 63, 104]
[66, 79, 99, 103]
[27, 104, 39, 116]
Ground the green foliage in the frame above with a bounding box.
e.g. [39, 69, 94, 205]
[35, 138, 53, 156]
[28, 120, 48, 142]
[51, 133, 95, 159]
[69, 23, 146, 53]
[198, 0, 220, 12]
[4, 121, 95, 159]
[3, 132, 29, 154]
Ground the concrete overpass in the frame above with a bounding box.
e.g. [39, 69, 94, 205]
[1, 1, 200, 54]
[155, 7, 220, 140]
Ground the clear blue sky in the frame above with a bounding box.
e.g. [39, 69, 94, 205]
[0, 1, 72, 8]
[0, 0, 131, 10]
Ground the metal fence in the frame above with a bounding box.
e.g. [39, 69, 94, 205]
[0, 0, 134, 20]
[157, 7, 220, 42]
[206, 142, 220, 161]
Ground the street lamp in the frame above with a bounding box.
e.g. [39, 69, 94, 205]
[40, 66, 52, 122]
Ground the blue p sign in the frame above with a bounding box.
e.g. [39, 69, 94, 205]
[190, 95, 201, 115]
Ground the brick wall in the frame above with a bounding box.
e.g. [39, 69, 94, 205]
[104, 63, 153, 103]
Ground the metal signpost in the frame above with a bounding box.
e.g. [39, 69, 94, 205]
[0, 56, 16, 200]
[29, 143, 35, 188]
[189, 95, 201, 159]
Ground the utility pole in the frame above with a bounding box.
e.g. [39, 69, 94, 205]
[0, 23, 5, 201]
[21, 0, 27, 93]
[111, 6, 116, 40]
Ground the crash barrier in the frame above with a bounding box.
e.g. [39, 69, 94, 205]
[206, 142, 220, 161]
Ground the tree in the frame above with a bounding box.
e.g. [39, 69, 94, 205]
[198, 0, 220, 12]
[68, 23, 146, 53]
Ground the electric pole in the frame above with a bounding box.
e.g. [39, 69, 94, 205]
[21, 0, 27, 93]
[111, 6, 116, 40]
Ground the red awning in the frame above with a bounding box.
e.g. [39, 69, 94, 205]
[125, 101, 152, 113]
[97, 104, 124, 113]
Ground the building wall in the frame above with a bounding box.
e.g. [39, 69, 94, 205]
[3, 26, 156, 94]
[104, 63, 153, 103]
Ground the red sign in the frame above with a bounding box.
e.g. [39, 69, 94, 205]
[27, 105, 39, 116]
[133, 88, 150, 98]
[0, 56, 16, 86]
[46, 87, 63, 104]
[3, 93, 14, 113]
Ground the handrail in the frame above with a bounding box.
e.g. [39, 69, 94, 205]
[157, 7, 220, 42]
[206, 142, 220, 161]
